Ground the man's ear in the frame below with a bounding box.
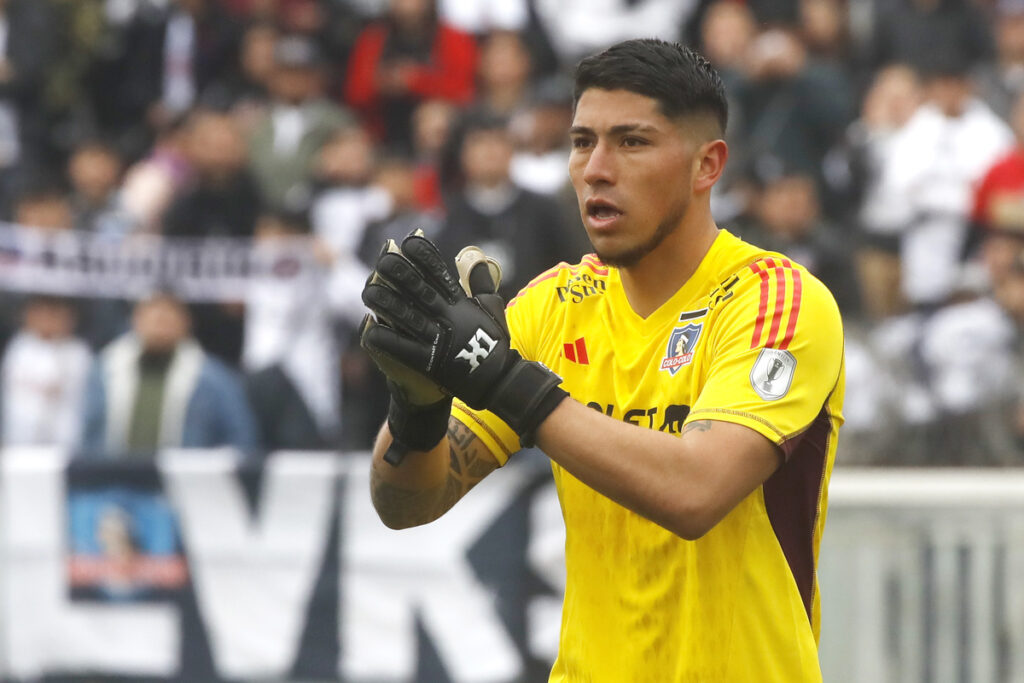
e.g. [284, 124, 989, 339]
[693, 139, 728, 193]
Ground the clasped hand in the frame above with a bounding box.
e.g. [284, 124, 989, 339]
[361, 231, 513, 410]
[360, 232, 568, 451]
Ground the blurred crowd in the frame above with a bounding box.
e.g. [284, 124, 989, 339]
[2, 0, 1024, 466]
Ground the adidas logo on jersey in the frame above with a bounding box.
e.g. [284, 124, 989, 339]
[562, 337, 589, 364]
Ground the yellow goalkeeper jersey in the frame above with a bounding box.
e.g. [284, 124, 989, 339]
[452, 229, 845, 682]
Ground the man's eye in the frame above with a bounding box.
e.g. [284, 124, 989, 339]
[571, 137, 592, 149]
[622, 137, 646, 147]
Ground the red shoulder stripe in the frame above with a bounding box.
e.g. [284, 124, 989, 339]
[749, 261, 771, 349]
[506, 262, 569, 308]
[778, 262, 802, 350]
[765, 258, 787, 348]
[749, 256, 805, 349]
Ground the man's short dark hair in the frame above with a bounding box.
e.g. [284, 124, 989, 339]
[573, 38, 728, 134]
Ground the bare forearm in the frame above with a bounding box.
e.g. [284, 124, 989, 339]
[534, 399, 779, 540]
[370, 419, 499, 528]
[370, 422, 450, 528]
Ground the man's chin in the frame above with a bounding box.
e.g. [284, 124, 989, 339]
[593, 241, 654, 269]
[591, 213, 681, 269]
[587, 234, 634, 268]
[594, 248, 641, 269]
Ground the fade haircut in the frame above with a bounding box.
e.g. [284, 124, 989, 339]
[573, 38, 728, 135]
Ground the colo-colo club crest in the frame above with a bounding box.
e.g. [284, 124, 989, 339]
[660, 321, 703, 375]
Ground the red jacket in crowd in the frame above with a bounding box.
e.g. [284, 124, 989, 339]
[344, 21, 478, 142]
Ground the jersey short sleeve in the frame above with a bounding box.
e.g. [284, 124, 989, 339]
[688, 256, 844, 456]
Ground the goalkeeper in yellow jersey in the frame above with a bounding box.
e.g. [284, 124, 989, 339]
[360, 38, 844, 682]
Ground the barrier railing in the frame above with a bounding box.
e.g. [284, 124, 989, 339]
[820, 468, 1024, 683]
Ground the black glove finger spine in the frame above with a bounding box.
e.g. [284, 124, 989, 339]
[375, 252, 462, 320]
[363, 282, 444, 342]
[401, 234, 465, 301]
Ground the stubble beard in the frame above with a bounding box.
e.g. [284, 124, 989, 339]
[592, 203, 687, 269]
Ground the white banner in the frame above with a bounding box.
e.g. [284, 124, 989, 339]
[0, 223, 320, 302]
[0, 448, 564, 681]
[2, 450, 1023, 681]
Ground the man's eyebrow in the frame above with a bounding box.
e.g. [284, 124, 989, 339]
[569, 123, 659, 136]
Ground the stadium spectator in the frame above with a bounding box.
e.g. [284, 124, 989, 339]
[310, 124, 392, 267]
[357, 154, 443, 267]
[408, 98, 456, 211]
[474, 30, 534, 119]
[306, 126, 392, 450]
[164, 110, 262, 240]
[199, 20, 278, 129]
[798, 0, 849, 66]
[90, 0, 242, 161]
[119, 118, 193, 235]
[341, 157, 440, 449]
[0, 296, 91, 448]
[882, 252, 1024, 465]
[730, 26, 855, 196]
[847, 64, 924, 320]
[972, 0, 1024, 122]
[67, 140, 135, 239]
[0, 0, 58, 215]
[248, 34, 354, 213]
[697, 0, 758, 214]
[509, 75, 574, 197]
[12, 184, 74, 233]
[344, 0, 478, 154]
[698, 0, 757, 86]
[162, 109, 263, 364]
[970, 91, 1024, 289]
[434, 112, 578, 298]
[243, 210, 335, 450]
[1, 185, 81, 349]
[43, 0, 108, 159]
[865, 0, 993, 78]
[860, 59, 1014, 310]
[507, 76, 593, 258]
[66, 140, 139, 350]
[79, 291, 258, 458]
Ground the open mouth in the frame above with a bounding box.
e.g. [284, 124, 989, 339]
[586, 198, 623, 221]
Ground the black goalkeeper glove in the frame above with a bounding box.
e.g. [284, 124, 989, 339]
[361, 231, 568, 453]
[359, 238, 452, 465]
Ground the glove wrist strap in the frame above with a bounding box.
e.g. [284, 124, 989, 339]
[386, 394, 453, 464]
[486, 354, 568, 447]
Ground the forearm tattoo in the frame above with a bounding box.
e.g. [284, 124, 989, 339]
[682, 420, 713, 435]
[371, 419, 498, 527]
[437, 420, 499, 512]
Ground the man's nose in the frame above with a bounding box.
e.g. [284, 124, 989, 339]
[582, 141, 616, 185]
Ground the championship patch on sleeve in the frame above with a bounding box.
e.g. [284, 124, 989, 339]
[749, 348, 796, 400]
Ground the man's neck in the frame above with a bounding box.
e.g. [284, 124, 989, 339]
[618, 216, 719, 319]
